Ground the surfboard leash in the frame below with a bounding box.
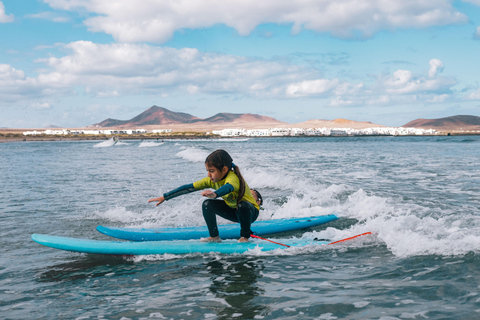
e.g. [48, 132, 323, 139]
[250, 234, 291, 247]
[328, 232, 372, 245]
[250, 231, 373, 248]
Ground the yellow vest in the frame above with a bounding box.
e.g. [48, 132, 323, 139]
[193, 171, 259, 210]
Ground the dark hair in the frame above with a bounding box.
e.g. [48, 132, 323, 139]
[205, 149, 245, 207]
[252, 189, 263, 206]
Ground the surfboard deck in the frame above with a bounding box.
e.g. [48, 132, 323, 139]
[31, 234, 331, 255]
[96, 214, 338, 241]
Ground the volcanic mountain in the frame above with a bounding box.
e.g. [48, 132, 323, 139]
[291, 118, 382, 129]
[402, 115, 480, 131]
[92, 106, 286, 128]
[94, 106, 200, 127]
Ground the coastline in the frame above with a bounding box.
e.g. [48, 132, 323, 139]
[1, 131, 479, 143]
[0, 133, 216, 143]
[2, 122, 480, 143]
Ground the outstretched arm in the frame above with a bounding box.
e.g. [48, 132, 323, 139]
[148, 183, 197, 206]
[148, 196, 165, 206]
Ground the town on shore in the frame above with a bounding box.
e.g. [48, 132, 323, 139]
[19, 126, 440, 138]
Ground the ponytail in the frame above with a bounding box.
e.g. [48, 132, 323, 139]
[205, 149, 246, 207]
[232, 165, 246, 207]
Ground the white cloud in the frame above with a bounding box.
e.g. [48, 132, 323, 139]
[0, 63, 73, 102]
[427, 94, 450, 103]
[31, 102, 52, 109]
[462, 0, 480, 5]
[33, 41, 320, 98]
[380, 59, 454, 95]
[428, 59, 444, 78]
[474, 26, 480, 39]
[330, 97, 355, 107]
[45, 0, 468, 42]
[0, 42, 461, 109]
[286, 79, 339, 97]
[0, 64, 24, 79]
[384, 75, 455, 95]
[385, 70, 414, 88]
[0, 1, 14, 23]
[327, 60, 457, 107]
[96, 90, 119, 98]
[467, 88, 480, 100]
[26, 12, 70, 23]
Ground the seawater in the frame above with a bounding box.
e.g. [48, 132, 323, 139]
[0, 136, 479, 319]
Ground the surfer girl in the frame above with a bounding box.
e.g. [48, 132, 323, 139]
[148, 149, 260, 242]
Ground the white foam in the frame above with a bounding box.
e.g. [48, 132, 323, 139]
[353, 301, 370, 308]
[93, 138, 117, 148]
[138, 141, 164, 147]
[302, 188, 480, 258]
[176, 146, 210, 163]
[238, 150, 480, 258]
[88, 207, 147, 224]
[127, 242, 332, 262]
[104, 177, 480, 259]
[94, 141, 480, 259]
[242, 157, 480, 258]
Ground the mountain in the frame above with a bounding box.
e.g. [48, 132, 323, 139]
[402, 115, 480, 131]
[195, 112, 281, 124]
[93, 106, 200, 127]
[91, 106, 480, 132]
[92, 106, 285, 128]
[291, 118, 383, 129]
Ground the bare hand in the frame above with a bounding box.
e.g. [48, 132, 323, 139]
[148, 196, 165, 206]
[201, 190, 217, 199]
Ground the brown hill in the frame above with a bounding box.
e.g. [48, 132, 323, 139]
[291, 118, 383, 129]
[92, 106, 286, 128]
[94, 106, 200, 127]
[402, 115, 480, 131]
[197, 113, 281, 124]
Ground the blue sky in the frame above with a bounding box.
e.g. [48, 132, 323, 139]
[1, 0, 480, 128]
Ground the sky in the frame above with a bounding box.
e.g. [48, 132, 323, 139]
[1, 0, 480, 128]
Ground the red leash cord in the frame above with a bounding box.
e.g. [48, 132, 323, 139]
[327, 232, 372, 245]
[250, 234, 291, 247]
[250, 232, 373, 248]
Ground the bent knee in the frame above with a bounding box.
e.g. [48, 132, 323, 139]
[237, 201, 253, 210]
[202, 199, 214, 210]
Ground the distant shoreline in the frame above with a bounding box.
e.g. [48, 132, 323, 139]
[0, 133, 217, 143]
[1, 131, 479, 143]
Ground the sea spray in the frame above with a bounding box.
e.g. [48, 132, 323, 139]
[88, 138, 480, 258]
[138, 141, 164, 147]
[176, 146, 210, 163]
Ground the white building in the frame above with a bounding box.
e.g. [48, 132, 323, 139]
[270, 128, 291, 136]
[24, 126, 437, 137]
[23, 130, 42, 135]
[330, 129, 350, 136]
[152, 129, 172, 134]
[212, 129, 244, 136]
[245, 129, 270, 136]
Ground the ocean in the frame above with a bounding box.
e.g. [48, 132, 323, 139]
[1, 136, 479, 319]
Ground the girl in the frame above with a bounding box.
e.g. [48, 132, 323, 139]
[148, 149, 260, 242]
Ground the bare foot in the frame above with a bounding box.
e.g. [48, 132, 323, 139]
[238, 237, 249, 243]
[200, 236, 221, 243]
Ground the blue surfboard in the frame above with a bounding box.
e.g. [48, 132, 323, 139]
[96, 215, 338, 241]
[31, 234, 330, 255]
